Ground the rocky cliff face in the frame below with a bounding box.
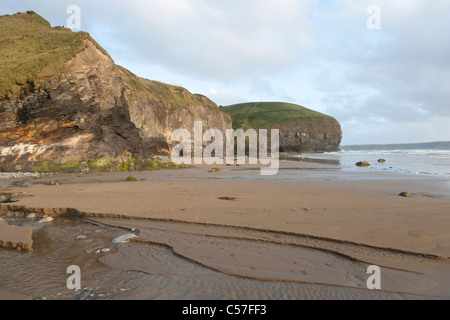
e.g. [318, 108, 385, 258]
[275, 118, 342, 153]
[119, 67, 232, 153]
[0, 12, 231, 171]
[221, 102, 342, 153]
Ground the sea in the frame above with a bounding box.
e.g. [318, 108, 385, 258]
[296, 141, 450, 179]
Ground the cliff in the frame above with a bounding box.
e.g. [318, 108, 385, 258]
[221, 102, 342, 153]
[0, 12, 232, 171]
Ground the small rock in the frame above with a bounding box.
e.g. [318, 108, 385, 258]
[126, 176, 139, 182]
[378, 159, 387, 163]
[76, 235, 88, 240]
[38, 216, 54, 223]
[112, 233, 137, 244]
[77, 289, 94, 300]
[14, 179, 33, 187]
[218, 196, 236, 201]
[84, 246, 101, 254]
[355, 161, 371, 167]
[94, 248, 111, 254]
[25, 213, 37, 220]
[209, 168, 220, 173]
[0, 195, 12, 203]
[399, 192, 410, 197]
[5, 212, 15, 217]
[44, 181, 59, 186]
[0, 217, 6, 223]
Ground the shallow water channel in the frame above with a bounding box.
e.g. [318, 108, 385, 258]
[0, 215, 428, 300]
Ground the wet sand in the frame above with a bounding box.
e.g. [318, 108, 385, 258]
[1, 159, 450, 299]
[0, 212, 36, 251]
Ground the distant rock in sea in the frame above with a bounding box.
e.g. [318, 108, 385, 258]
[355, 161, 371, 167]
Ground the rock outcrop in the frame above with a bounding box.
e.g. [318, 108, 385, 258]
[0, 12, 232, 171]
[222, 102, 342, 153]
[274, 118, 342, 153]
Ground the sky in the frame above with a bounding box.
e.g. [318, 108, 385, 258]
[1, 0, 449, 145]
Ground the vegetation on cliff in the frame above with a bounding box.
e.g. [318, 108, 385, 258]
[119, 66, 220, 111]
[0, 11, 108, 101]
[221, 102, 342, 153]
[30, 152, 187, 173]
[221, 102, 333, 130]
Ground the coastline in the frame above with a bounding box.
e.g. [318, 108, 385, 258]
[1, 159, 450, 299]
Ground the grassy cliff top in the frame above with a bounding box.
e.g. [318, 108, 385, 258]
[0, 11, 104, 101]
[119, 66, 221, 110]
[221, 102, 333, 130]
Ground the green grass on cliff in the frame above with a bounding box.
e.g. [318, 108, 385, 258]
[118, 66, 220, 110]
[221, 102, 331, 130]
[31, 156, 187, 173]
[0, 11, 96, 100]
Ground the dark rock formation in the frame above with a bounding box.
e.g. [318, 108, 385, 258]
[0, 13, 231, 171]
[274, 118, 342, 153]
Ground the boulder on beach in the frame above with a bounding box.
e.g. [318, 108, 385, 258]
[14, 180, 33, 188]
[378, 159, 387, 163]
[77, 288, 94, 301]
[355, 161, 371, 167]
[399, 192, 410, 197]
[25, 213, 37, 220]
[38, 216, 54, 223]
[0, 195, 11, 203]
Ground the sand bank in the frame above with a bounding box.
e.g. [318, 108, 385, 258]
[0, 219, 35, 251]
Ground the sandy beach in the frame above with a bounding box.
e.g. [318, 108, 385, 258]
[1, 159, 450, 299]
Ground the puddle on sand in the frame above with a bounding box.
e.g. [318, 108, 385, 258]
[0, 215, 429, 300]
[0, 215, 155, 300]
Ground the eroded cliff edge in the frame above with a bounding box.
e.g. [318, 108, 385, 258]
[0, 12, 231, 171]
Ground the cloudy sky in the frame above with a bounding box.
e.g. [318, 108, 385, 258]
[1, 0, 449, 145]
